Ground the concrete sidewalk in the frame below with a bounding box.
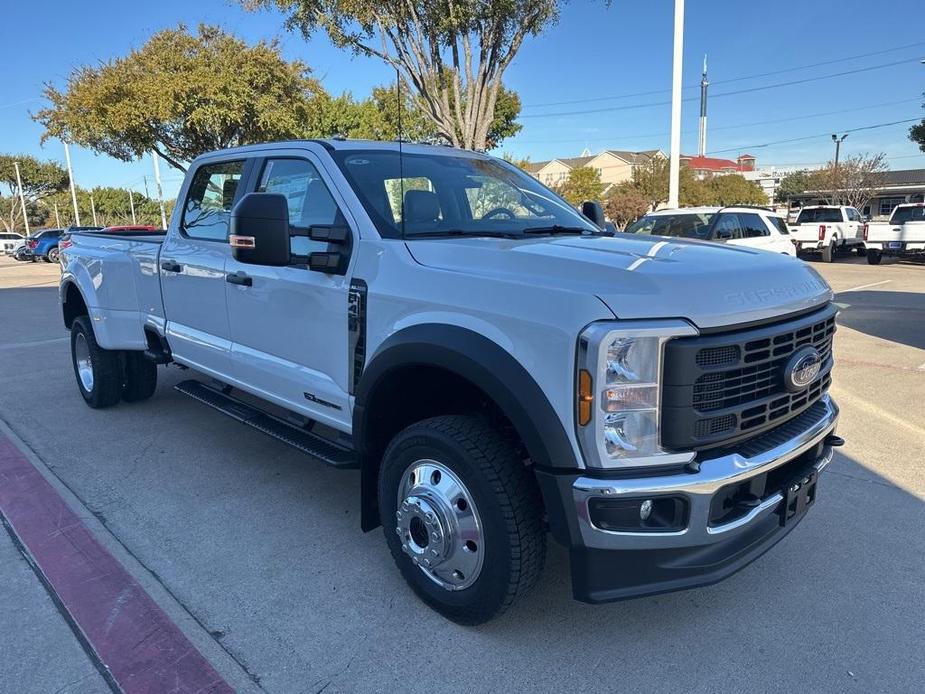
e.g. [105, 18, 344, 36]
[0, 526, 111, 694]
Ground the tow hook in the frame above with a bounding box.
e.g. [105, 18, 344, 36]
[824, 434, 845, 447]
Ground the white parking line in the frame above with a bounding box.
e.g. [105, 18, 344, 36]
[836, 279, 891, 294]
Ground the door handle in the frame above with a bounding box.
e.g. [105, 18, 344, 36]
[161, 260, 182, 273]
[226, 271, 252, 287]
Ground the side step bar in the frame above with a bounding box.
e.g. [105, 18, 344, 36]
[174, 380, 358, 469]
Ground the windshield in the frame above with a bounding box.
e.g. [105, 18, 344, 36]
[796, 208, 842, 224]
[330, 149, 598, 239]
[890, 205, 925, 224]
[623, 213, 714, 239]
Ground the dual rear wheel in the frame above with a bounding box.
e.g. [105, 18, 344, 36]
[70, 316, 157, 408]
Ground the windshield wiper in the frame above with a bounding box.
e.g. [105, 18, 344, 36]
[406, 229, 523, 239]
[521, 225, 590, 236]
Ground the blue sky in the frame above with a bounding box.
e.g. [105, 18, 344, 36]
[2, 0, 924, 198]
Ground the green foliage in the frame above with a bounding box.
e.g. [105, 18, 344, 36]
[604, 182, 650, 227]
[0, 154, 69, 232]
[776, 169, 813, 202]
[43, 186, 174, 228]
[700, 174, 767, 206]
[35, 24, 330, 172]
[910, 114, 925, 153]
[556, 166, 605, 206]
[244, 0, 546, 149]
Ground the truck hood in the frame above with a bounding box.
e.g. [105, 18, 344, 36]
[406, 234, 833, 330]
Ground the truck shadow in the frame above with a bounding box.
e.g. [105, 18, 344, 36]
[836, 289, 925, 351]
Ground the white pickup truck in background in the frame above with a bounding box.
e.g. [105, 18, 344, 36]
[788, 205, 865, 262]
[863, 203, 925, 264]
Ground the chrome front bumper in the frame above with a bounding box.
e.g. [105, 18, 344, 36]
[571, 394, 839, 551]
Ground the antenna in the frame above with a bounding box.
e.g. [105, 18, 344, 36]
[396, 69, 406, 239]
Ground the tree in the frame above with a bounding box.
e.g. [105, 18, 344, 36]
[244, 0, 552, 150]
[556, 166, 605, 206]
[35, 24, 330, 172]
[775, 169, 813, 203]
[910, 97, 925, 152]
[603, 182, 649, 228]
[702, 174, 767, 206]
[0, 154, 69, 232]
[629, 157, 703, 209]
[44, 186, 174, 228]
[809, 153, 887, 209]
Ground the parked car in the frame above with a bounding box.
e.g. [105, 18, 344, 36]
[863, 203, 925, 264]
[25, 228, 66, 263]
[622, 206, 797, 256]
[787, 205, 865, 262]
[1, 231, 25, 254]
[60, 140, 841, 624]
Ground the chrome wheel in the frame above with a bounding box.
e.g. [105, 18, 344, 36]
[74, 332, 94, 392]
[395, 459, 483, 591]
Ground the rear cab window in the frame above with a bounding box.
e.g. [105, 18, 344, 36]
[795, 208, 843, 224]
[890, 205, 925, 224]
[182, 160, 246, 241]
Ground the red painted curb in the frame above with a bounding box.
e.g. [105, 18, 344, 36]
[0, 435, 234, 694]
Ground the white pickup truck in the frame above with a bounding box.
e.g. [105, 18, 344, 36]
[863, 202, 925, 264]
[788, 205, 865, 262]
[60, 139, 842, 624]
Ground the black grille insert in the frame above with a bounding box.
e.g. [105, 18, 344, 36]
[662, 304, 837, 450]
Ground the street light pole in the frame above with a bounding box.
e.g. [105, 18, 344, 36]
[13, 161, 30, 236]
[63, 142, 81, 227]
[831, 133, 848, 204]
[667, 0, 685, 209]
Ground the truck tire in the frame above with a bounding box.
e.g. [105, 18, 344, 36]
[821, 242, 835, 263]
[122, 351, 157, 402]
[71, 316, 123, 409]
[867, 250, 882, 265]
[379, 415, 546, 625]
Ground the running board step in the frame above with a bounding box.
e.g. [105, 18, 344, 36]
[174, 380, 358, 469]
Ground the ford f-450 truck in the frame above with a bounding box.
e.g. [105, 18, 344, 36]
[788, 205, 865, 262]
[863, 202, 925, 264]
[60, 140, 842, 624]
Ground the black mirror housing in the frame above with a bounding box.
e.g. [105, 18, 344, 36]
[229, 193, 291, 266]
[581, 200, 606, 228]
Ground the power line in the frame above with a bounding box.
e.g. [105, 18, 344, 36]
[512, 97, 923, 145]
[705, 117, 922, 155]
[520, 58, 920, 119]
[523, 41, 925, 108]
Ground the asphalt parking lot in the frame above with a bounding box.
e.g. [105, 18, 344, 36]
[1, 252, 923, 694]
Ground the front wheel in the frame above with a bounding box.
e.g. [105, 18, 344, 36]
[379, 415, 546, 625]
[867, 249, 882, 265]
[71, 316, 123, 408]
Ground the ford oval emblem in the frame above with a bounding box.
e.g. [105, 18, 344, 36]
[784, 346, 822, 392]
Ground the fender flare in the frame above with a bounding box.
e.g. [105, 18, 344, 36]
[354, 324, 579, 530]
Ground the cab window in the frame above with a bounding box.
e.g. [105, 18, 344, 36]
[182, 160, 245, 241]
[257, 158, 344, 256]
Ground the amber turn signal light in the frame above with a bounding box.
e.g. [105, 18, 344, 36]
[577, 369, 593, 426]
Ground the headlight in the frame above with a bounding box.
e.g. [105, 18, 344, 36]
[576, 321, 697, 469]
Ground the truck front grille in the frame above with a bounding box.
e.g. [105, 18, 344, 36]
[661, 304, 837, 451]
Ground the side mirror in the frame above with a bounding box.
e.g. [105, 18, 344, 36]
[581, 200, 606, 229]
[604, 221, 619, 235]
[715, 229, 733, 240]
[229, 193, 291, 266]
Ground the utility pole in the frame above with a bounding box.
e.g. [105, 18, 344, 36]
[667, 0, 685, 209]
[832, 133, 848, 205]
[63, 142, 81, 227]
[151, 151, 168, 229]
[698, 55, 709, 157]
[90, 192, 98, 226]
[143, 176, 150, 199]
[53, 200, 61, 227]
[128, 189, 137, 225]
[13, 161, 30, 236]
